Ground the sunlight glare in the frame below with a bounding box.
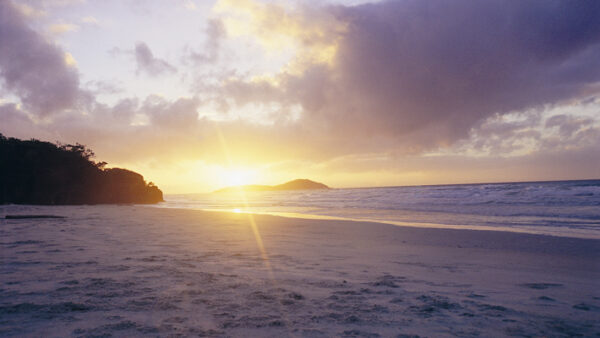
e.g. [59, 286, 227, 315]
[223, 168, 257, 187]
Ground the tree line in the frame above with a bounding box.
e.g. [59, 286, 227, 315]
[0, 134, 163, 205]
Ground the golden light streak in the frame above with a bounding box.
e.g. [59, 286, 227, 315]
[213, 121, 273, 273]
[213, 121, 292, 330]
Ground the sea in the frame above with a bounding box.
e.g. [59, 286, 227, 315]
[159, 179, 600, 239]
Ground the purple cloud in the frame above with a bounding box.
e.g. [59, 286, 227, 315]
[222, 0, 600, 152]
[134, 42, 177, 76]
[0, 1, 86, 116]
[188, 19, 226, 64]
[1, 0, 599, 186]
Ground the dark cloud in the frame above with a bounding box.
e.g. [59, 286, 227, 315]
[222, 0, 600, 153]
[135, 42, 177, 76]
[0, 1, 86, 116]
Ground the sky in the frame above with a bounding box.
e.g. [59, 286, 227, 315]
[1, 0, 600, 193]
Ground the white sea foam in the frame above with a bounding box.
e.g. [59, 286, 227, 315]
[159, 180, 600, 239]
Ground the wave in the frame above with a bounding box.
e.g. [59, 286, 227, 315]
[157, 180, 600, 239]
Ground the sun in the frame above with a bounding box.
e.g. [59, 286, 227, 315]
[223, 168, 257, 187]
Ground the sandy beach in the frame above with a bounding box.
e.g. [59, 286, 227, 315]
[1, 205, 599, 337]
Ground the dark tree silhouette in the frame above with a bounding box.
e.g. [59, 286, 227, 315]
[0, 134, 163, 205]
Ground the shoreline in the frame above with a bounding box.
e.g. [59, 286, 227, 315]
[150, 204, 600, 240]
[4, 201, 600, 239]
[3, 203, 600, 258]
[169, 206, 600, 255]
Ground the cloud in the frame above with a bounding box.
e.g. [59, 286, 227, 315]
[84, 79, 124, 96]
[545, 114, 595, 138]
[11, 0, 85, 19]
[0, 103, 37, 138]
[44, 0, 85, 7]
[0, 1, 87, 116]
[213, 0, 345, 67]
[215, 0, 600, 154]
[542, 113, 600, 152]
[48, 23, 79, 34]
[134, 42, 177, 76]
[142, 95, 200, 129]
[2, 88, 598, 192]
[188, 19, 226, 64]
[80, 16, 99, 25]
[183, 0, 197, 11]
[2, 0, 600, 192]
[12, 3, 46, 18]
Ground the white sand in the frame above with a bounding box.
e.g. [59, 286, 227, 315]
[1, 205, 599, 337]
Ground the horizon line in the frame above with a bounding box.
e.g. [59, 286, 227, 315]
[167, 177, 600, 195]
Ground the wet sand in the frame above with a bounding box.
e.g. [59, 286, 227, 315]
[1, 205, 599, 337]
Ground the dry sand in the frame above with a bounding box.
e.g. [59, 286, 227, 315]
[1, 205, 599, 337]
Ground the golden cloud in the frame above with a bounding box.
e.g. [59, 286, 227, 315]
[213, 0, 346, 73]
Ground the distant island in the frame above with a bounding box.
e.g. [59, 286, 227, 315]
[0, 134, 163, 205]
[215, 179, 330, 193]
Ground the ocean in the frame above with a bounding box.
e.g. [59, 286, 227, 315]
[160, 180, 600, 239]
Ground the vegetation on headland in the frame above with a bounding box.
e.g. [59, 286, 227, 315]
[0, 134, 163, 205]
[215, 178, 330, 193]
